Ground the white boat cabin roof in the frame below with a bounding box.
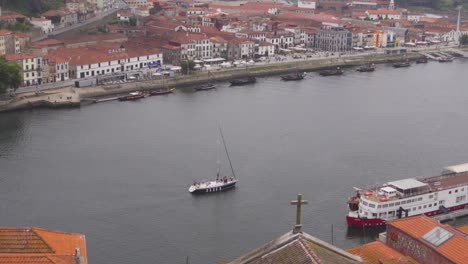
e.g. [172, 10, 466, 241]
[442, 163, 468, 174]
[380, 186, 397, 193]
[388, 178, 428, 190]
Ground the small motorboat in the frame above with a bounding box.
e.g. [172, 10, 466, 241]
[149, 88, 175, 96]
[438, 57, 454, 63]
[118, 91, 145, 101]
[416, 57, 428, 64]
[319, 67, 344, 76]
[230, 76, 256, 86]
[281, 72, 306, 81]
[393, 61, 411, 68]
[194, 83, 216, 91]
[356, 63, 375, 72]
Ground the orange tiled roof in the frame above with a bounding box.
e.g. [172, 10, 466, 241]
[389, 216, 468, 264]
[0, 228, 53, 254]
[0, 29, 12, 36]
[0, 227, 86, 264]
[50, 44, 160, 66]
[456, 225, 468, 235]
[4, 53, 37, 61]
[347, 241, 418, 264]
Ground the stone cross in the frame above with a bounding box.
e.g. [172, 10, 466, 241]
[290, 193, 308, 234]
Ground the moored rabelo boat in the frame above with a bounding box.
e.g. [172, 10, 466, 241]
[393, 61, 411, 68]
[149, 88, 175, 96]
[438, 57, 454, 63]
[416, 57, 428, 64]
[118, 91, 145, 101]
[356, 63, 375, 72]
[194, 83, 216, 91]
[230, 76, 256, 86]
[319, 67, 344, 76]
[346, 163, 468, 228]
[281, 72, 306, 81]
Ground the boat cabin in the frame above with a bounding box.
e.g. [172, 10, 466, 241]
[441, 163, 468, 175]
[379, 186, 397, 198]
[387, 178, 430, 198]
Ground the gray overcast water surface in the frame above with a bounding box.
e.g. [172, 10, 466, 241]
[1, 60, 468, 263]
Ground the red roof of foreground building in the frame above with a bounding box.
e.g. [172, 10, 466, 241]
[389, 216, 468, 264]
[456, 225, 468, 235]
[0, 227, 86, 264]
[347, 241, 418, 264]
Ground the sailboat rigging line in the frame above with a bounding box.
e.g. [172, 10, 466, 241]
[218, 125, 237, 179]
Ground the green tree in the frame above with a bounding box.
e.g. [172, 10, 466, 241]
[181, 60, 195, 74]
[460, 34, 468, 45]
[150, 8, 156, 15]
[0, 57, 22, 95]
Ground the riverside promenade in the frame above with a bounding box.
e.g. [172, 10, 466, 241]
[1, 48, 462, 112]
[78, 51, 424, 99]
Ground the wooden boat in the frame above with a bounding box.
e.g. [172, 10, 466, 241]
[149, 88, 175, 96]
[189, 126, 238, 194]
[438, 57, 454, 63]
[393, 61, 411, 68]
[118, 91, 145, 101]
[281, 72, 306, 81]
[356, 63, 375, 72]
[230, 76, 256, 86]
[416, 57, 428, 64]
[319, 67, 344, 76]
[194, 83, 216, 91]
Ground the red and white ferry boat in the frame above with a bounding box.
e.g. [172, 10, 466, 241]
[347, 163, 468, 227]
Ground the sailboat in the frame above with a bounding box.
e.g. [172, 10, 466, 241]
[149, 73, 175, 96]
[188, 126, 238, 194]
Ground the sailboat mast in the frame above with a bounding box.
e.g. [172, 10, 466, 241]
[216, 133, 221, 180]
[218, 125, 236, 179]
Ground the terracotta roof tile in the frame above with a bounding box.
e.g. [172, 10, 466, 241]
[0, 29, 13, 36]
[347, 241, 418, 264]
[456, 225, 468, 235]
[389, 215, 437, 238]
[4, 53, 38, 61]
[389, 216, 468, 264]
[0, 227, 86, 264]
[0, 228, 52, 254]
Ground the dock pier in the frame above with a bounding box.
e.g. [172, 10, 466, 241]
[433, 208, 468, 222]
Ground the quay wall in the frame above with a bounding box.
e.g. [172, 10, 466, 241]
[0, 89, 80, 112]
[78, 52, 423, 99]
[1, 52, 423, 112]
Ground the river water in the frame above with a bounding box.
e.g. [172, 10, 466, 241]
[1, 60, 468, 263]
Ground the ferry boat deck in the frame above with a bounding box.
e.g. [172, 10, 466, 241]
[360, 172, 468, 203]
